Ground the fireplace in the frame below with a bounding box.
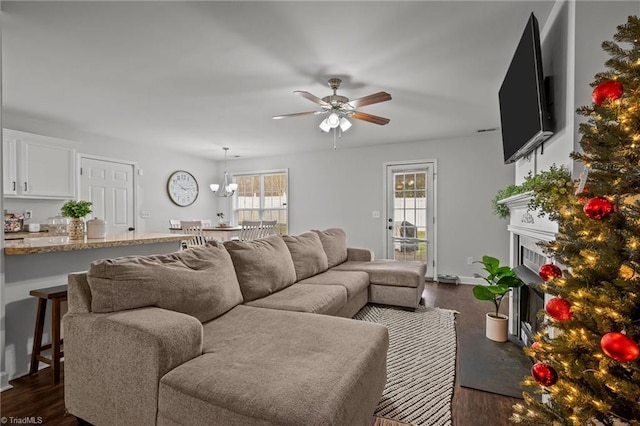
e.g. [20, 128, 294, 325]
[500, 192, 558, 345]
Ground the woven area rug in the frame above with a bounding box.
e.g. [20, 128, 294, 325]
[354, 304, 457, 426]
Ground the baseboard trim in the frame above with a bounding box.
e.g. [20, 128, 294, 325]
[0, 371, 13, 392]
[457, 276, 484, 285]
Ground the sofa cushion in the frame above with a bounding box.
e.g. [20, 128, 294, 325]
[87, 242, 242, 323]
[332, 259, 426, 288]
[298, 270, 369, 301]
[313, 228, 348, 268]
[158, 305, 388, 426]
[224, 235, 297, 302]
[282, 231, 329, 281]
[244, 283, 347, 316]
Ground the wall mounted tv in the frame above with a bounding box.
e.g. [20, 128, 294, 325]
[499, 13, 553, 164]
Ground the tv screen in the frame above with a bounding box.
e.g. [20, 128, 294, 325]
[499, 13, 553, 164]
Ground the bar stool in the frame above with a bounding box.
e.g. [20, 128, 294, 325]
[29, 285, 68, 383]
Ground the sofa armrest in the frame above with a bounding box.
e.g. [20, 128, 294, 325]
[64, 307, 203, 426]
[347, 247, 374, 262]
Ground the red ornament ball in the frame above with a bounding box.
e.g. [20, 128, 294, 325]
[600, 332, 640, 362]
[539, 264, 562, 282]
[592, 80, 623, 106]
[531, 362, 558, 387]
[584, 197, 615, 220]
[545, 297, 573, 321]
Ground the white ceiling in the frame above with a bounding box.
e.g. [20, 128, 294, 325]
[2, 1, 555, 160]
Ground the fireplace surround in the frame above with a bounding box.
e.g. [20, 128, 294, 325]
[500, 192, 558, 345]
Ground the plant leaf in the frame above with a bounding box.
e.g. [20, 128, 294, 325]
[473, 285, 495, 301]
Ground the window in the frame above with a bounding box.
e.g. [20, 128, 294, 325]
[233, 170, 288, 235]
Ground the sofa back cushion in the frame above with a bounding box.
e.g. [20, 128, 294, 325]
[313, 228, 348, 268]
[223, 235, 297, 302]
[282, 232, 329, 281]
[87, 242, 242, 323]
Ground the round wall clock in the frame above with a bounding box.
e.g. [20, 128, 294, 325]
[167, 170, 199, 207]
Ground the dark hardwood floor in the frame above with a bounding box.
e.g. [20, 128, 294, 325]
[1, 282, 520, 425]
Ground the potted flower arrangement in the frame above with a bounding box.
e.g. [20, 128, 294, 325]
[473, 255, 524, 342]
[60, 200, 92, 239]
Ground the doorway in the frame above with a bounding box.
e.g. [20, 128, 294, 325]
[79, 156, 136, 234]
[384, 161, 437, 279]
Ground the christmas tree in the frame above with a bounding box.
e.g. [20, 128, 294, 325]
[511, 15, 640, 426]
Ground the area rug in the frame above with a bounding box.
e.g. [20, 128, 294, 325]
[354, 304, 457, 426]
[457, 329, 534, 399]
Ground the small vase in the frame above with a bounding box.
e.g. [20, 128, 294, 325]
[485, 313, 509, 342]
[68, 217, 85, 239]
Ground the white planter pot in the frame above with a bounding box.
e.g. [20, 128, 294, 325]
[485, 313, 509, 342]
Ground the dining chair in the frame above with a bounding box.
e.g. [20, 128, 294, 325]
[180, 220, 207, 248]
[258, 220, 277, 238]
[199, 219, 213, 229]
[239, 220, 262, 241]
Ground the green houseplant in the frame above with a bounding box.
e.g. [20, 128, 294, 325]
[60, 200, 92, 239]
[473, 255, 524, 342]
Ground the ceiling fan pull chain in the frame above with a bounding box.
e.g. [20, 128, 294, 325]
[333, 128, 337, 150]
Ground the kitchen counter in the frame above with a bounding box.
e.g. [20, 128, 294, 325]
[3, 232, 186, 255]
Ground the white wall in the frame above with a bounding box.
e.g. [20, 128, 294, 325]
[2, 113, 221, 231]
[220, 132, 515, 282]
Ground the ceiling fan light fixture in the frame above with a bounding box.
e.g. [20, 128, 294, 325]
[319, 118, 331, 132]
[327, 112, 340, 128]
[339, 117, 352, 132]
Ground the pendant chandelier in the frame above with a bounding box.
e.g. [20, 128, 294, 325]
[209, 147, 237, 197]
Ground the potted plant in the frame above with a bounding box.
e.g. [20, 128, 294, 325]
[60, 200, 92, 239]
[216, 211, 225, 225]
[473, 255, 524, 342]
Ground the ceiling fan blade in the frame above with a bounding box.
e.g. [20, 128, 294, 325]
[294, 91, 330, 107]
[351, 111, 390, 125]
[348, 91, 392, 108]
[272, 111, 323, 120]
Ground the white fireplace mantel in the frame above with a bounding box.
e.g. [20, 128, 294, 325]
[499, 191, 558, 243]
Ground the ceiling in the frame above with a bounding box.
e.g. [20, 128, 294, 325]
[2, 1, 555, 160]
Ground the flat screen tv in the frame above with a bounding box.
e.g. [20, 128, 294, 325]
[499, 13, 553, 164]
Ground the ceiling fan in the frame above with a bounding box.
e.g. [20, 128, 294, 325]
[273, 78, 392, 148]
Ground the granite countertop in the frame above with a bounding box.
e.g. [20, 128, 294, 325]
[3, 232, 186, 255]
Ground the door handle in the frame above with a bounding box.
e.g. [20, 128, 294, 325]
[128, 227, 135, 231]
[388, 226, 393, 230]
[24, 182, 28, 191]
[12, 181, 16, 191]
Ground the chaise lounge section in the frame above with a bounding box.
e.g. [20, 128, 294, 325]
[64, 228, 426, 425]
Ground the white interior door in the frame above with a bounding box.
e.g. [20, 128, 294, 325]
[80, 156, 135, 234]
[385, 161, 436, 279]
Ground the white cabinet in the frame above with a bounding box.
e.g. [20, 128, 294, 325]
[3, 129, 76, 199]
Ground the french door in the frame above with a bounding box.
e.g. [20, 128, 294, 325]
[385, 161, 436, 279]
[79, 156, 136, 234]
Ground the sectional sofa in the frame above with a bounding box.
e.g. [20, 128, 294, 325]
[64, 228, 426, 426]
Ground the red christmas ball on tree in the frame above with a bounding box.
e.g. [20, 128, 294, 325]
[545, 297, 573, 321]
[584, 197, 615, 220]
[600, 332, 640, 362]
[539, 264, 562, 282]
[531, 362, 558, 387]
[592, 80, 623, 106]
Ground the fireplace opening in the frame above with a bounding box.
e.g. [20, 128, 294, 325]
[511, 237, 549, 346]
[519, 282, 545, 345]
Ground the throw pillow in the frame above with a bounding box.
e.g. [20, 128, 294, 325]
[282, 231, 329, 281]
[313, 228, 348, 268]
[87, 242, 242, 323]
[223, 235, 297, 302]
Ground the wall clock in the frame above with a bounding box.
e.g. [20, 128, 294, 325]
[167, 170, 199, 207]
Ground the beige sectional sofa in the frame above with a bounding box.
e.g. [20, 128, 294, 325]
[64, 228, 426, 426]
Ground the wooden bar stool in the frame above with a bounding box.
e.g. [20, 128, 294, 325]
[29, 285, 68, 383]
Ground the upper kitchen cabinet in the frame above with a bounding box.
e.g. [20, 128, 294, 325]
[3, 129, 76, 199]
